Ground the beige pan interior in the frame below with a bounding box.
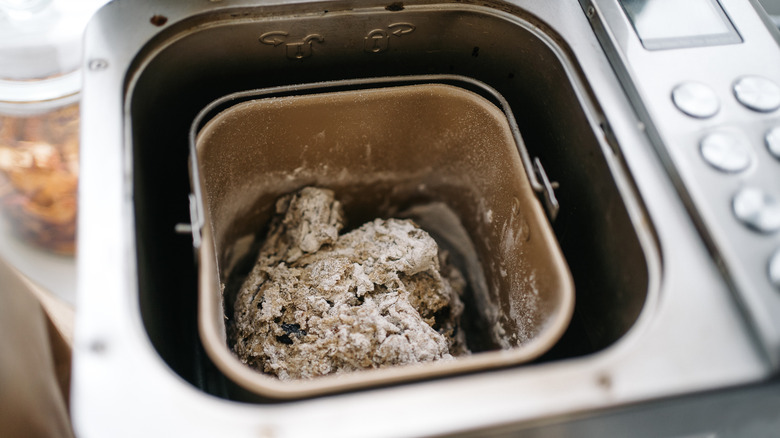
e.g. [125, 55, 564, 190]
[195, 83, 574, 398]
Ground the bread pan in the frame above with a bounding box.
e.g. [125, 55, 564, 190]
[190, 76, 574, 398]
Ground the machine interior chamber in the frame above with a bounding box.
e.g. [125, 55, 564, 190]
[128, 2, 653, 400]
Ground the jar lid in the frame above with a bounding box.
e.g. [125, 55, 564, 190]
[0, 0, 107, 106]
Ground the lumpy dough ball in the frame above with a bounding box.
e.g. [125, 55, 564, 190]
[231, 187, 469, 380]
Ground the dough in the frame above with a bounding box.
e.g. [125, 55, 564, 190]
[232, 187, 469, 380]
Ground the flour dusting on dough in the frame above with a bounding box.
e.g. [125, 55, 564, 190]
[232, 187, 469, 380]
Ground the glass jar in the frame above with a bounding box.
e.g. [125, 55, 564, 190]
[0, 0, 106, 255]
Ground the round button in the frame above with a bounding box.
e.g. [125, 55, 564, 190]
[766, 126, 780, 160]
[733, 187, 780, 233]
[770, 249, 780, 290]
[672, 82, 720, 118]
[700, 131, 752, 173]
[733, 76, 780, 113]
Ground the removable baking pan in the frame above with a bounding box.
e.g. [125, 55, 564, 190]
[190, 76, 574, 399]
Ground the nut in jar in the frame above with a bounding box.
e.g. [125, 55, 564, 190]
[0, 103, 79, 255]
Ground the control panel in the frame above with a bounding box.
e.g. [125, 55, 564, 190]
[583, 0, 780, 365]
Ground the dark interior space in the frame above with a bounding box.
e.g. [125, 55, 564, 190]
[129, 4, 650, 401]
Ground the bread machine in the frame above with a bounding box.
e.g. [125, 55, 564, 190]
[72, 0, 780, 436]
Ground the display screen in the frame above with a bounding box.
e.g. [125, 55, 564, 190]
[620, 0, 741, 49]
